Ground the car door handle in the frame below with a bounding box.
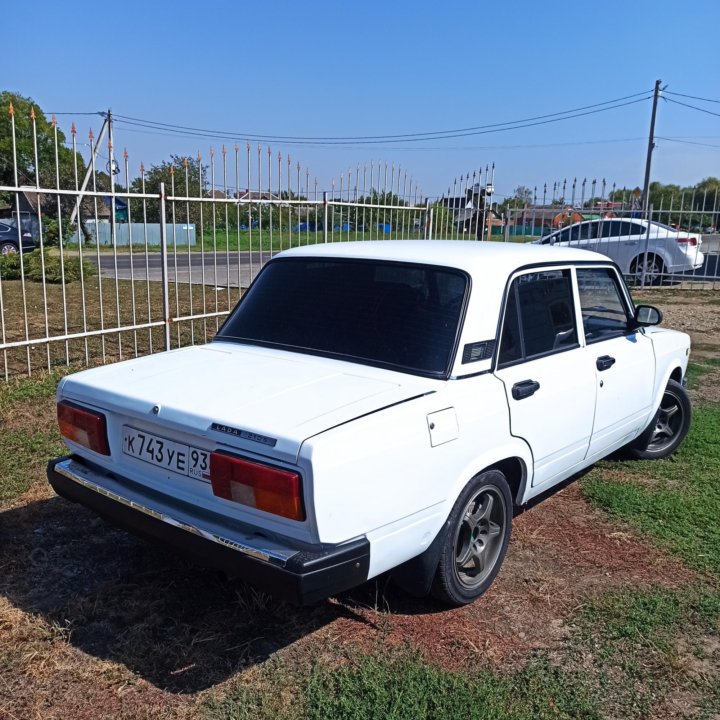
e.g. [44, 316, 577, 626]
[596, 355, 616, 371]
[511, 380, 540, 400]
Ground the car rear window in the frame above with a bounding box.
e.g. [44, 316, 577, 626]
[216, 257, 468, 377]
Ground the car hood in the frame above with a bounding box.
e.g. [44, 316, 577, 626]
[59, 342, 438, 462]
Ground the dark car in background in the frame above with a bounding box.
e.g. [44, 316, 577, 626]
[0, 222, 37, 255]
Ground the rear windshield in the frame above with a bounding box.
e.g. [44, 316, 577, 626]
[216, 257, 468, 377]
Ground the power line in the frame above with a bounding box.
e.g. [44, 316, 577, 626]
[107, 124, 650, 152]
[657, 136, 720, 150]
[665, 90, 720, 105]
[113, 96, 652, 146]
[113, 90, 651, 142]
[664, 97, 720, 119]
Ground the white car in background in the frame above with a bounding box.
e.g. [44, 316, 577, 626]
[535, 218, 704, 283]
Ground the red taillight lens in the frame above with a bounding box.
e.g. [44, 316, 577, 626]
[57, 401, 110, 455]
[210, 452, 305, 521]
[677, 236, 698, 246]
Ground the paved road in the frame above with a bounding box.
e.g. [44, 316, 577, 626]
[90, 249, 720, 287]
[92, 251, 274, 287]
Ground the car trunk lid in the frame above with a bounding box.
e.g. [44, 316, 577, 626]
[59, 342, 436, 463]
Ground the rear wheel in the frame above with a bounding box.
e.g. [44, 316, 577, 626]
[627, 379, 691, 459]
[431, 469, 512, 606]
[631, 253, 665, 285]
[0, 241, 18, 255]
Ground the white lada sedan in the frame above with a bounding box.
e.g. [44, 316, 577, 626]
[48, 241, 692, 606]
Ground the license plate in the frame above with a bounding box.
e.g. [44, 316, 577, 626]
[122, 426, 209, 480]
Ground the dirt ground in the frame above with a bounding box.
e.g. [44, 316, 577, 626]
[0, 289, 718, 720]
[635, 289, 720, 403]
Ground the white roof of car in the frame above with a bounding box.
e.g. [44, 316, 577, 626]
[278, 239, 611, 276]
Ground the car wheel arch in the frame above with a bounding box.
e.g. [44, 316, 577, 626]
[669, 366, 683, 385]
[485, 456, 527, 511]
[390, 452, 528, 599]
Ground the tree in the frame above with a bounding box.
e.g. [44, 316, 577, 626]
[129, 155, 208, 227]
[0, 90, 87, 218]
[497, 185, 534, 214]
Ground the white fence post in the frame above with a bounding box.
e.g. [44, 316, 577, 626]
[159, 182, 171, 351]
[322, 191, 329, 243]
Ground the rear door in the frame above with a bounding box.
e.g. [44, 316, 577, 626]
[494, 268, 596, 489]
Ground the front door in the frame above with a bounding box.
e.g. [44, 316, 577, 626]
[575, 267, 655, 458]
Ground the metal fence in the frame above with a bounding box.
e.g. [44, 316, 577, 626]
[0, 110, 437, 380]
[1, 106, 718, 380]
[497, 179, 719, 288]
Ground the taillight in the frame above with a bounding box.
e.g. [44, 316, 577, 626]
[210, 452, 305, 521]
[57, 400, 110, 455]
[677, 236, 698, 246]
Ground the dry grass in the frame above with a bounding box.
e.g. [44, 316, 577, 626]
[0, 289, 719, 719]
[0, 276, 242, 379]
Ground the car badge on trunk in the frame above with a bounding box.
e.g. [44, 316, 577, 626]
[210, 423, 277, 447]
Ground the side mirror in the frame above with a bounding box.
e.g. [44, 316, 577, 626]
[633, 304, 663, 327]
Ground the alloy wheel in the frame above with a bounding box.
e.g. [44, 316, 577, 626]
[454, 486, 506, 589]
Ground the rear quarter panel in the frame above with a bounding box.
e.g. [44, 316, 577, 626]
[300, 374, 531, 578]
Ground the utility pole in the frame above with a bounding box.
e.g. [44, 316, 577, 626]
[70, 110, 111, 226]
[641, 80, 662, 216]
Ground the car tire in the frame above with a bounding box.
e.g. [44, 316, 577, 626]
[626, 379, 691, 460]
[631, 253, 665, 286]
[431, 469, 512, 606]
[0, 241, 18, 255]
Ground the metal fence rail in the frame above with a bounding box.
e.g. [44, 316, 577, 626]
[1, 104, 718, 381]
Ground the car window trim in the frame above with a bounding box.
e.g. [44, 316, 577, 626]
[493, 264, 581, 371]
[574, 264, 637, 346]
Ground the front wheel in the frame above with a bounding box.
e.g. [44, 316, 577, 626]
[627, 379, 691, 459]
[431, 469, 512, 606]
[0, 241, 18, 255]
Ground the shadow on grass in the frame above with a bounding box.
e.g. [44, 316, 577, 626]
[0, 495, 404, 693]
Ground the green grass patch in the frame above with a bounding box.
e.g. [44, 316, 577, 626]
[685, 358, 720, 393]
[580, 586, 720, 651]
[583, 403, 720, 576]
[575, 585, 720, 717]
[0, 429, 64, 503]
[0, 371, 66, 503]
[209, 650, 602, 720]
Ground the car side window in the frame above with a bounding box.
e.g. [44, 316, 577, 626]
[498, 269, 578, 366]
[598, 220, 619, 238]
[551, 227, 571, 244]
[579, 222, 598, 240]
[576, 268, 632, 342]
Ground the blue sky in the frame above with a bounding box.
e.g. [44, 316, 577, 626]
[5, 0, 720, 200]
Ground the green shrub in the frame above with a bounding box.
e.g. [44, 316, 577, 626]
[0, 250, 95, 284]
[0, 251, 22, 279]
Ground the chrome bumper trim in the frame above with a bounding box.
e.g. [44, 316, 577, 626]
[53, 457, 283, 564]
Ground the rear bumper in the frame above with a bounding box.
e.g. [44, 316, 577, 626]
[47, 456, 370, 605]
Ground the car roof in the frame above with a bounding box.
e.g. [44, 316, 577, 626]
[277, 239, 610, 275]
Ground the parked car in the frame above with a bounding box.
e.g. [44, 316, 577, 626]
[48, 241, 692, 606]
[533, 218, 704, 283]
[0, 221, 36, 255]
